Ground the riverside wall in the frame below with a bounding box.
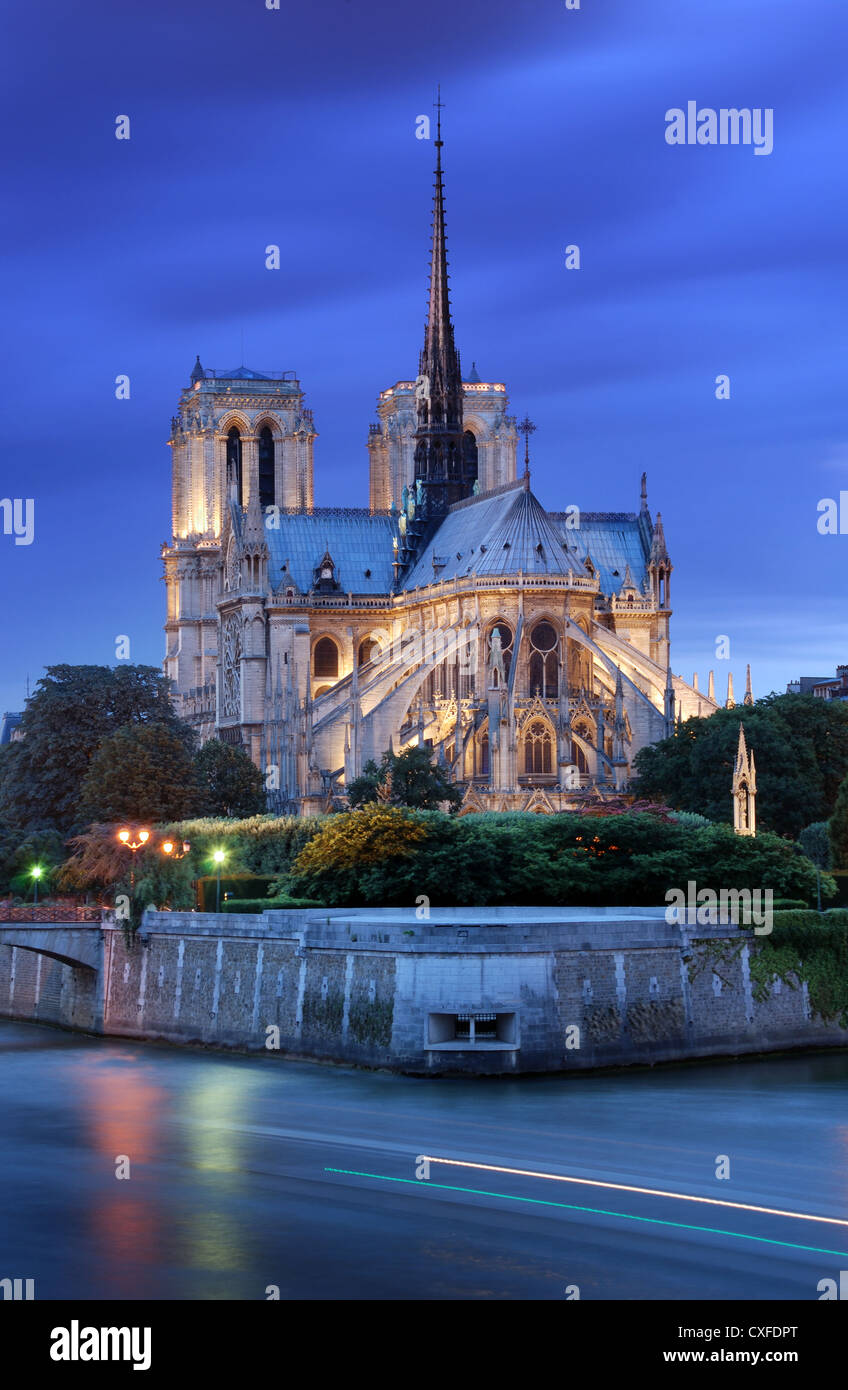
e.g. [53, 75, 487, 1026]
[0, 907, 845, 1074]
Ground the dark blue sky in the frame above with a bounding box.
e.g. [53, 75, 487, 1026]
[2, 0, 846, 714]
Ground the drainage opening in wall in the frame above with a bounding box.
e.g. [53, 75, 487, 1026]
[428, 1012, 518, 1048]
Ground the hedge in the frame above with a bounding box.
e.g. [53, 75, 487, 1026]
[221, 895, 324, 913]
[196, 874, 277, 911]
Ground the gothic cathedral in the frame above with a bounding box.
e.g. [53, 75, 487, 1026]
[162, 122, 719, 815]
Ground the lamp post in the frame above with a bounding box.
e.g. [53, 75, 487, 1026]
[116, 827, 150, 891]
[31, 865, 42, 906]
[161, 840, 191, 859]
[213, 849, 226, 913]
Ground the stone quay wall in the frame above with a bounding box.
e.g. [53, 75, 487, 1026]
[0, 907, 845, 1074]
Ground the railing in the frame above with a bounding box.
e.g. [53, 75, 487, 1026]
[0, 902, 102, 924]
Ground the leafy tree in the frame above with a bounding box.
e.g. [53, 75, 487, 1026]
[632, 695, 848, 837]
[0, 820, 65, 897]
[193, 739, 266, 818]
[77, 722, 200, 825]
[0, 665, 192, 833]
[284, 807, 825, 909]
[800, 821, 832, 912]
[829, 773, 848, 870]
[348, 746, 462, 812]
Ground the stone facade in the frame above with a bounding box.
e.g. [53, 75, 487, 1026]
[161, 137, 723, 812]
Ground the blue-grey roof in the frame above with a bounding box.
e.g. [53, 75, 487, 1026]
[264, 510, 398, 595]
[233, 490, 653, 600]
[402, 481, 590, 588]
[549, 511, 652, 594]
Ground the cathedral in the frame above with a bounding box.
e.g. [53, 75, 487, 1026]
[162, 119, 721, 816]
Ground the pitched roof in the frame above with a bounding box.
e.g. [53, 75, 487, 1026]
[262, 511, 398, 595]
[401, 480, 590, 588]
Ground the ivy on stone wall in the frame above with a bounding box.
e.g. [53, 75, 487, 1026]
[348, 998, 393, 1047]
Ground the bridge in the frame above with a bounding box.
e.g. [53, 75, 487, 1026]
[0, 922, 105, 973]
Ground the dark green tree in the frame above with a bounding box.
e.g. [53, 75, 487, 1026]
[347, 745, 463, 812]
[77, 722, 199, 825]
[829, 774, 848, 870]
[632, 695, 846, 837]
[0, 665, 191, 833]
[799, 821, 831, 912]
[193, 739, 266, 818]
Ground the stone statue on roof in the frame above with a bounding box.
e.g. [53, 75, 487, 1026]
[415, 478, 424, 507]
[472, 478, 480, 495]
[489, 627, 506, 687]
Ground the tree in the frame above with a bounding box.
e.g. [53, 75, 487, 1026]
[0, 819, 65, 897]
[347, 746, 463, 812]
[193, 739, 266, 818]
[0, 665, 192, 833]
[799, 821, 831, 912]
[77, 722, 200, 825]
[633, 695, 848, 837]
[829, 774, 848, 870]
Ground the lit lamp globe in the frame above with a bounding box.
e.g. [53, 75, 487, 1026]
[213, 849, 226, 913]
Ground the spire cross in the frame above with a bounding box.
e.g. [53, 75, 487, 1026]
[518, 415, 536, 473]
[434, 86, 444, 149]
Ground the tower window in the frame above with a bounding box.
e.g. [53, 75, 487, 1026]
[463, 429, 478, 487]
[258, 426, 275, 510]
[227, 427, 243, 507]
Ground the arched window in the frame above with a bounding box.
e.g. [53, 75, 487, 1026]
[358, 636, 379, 667]
[528, 620, 559, 698]
[258, 426, 275, 511]
[524, 720, 553, 775]
[227, 427, 243, 506]
[313, 636, 339, 680]
[480, 732, 490, 776]
[463, 429, 478, 487]
[571, 729, 590, 774]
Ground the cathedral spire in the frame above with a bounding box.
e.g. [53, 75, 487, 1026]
[413, 90, 472, 518]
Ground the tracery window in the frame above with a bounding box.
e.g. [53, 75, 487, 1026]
[524, 720, 553, 775]
[528, 620, 558, 698]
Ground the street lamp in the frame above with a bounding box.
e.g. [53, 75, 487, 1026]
[116, 827, 150, 890]
[162, 840, 191, 859]
[213, 849, 226, 913]
[30, 865, 42, 905]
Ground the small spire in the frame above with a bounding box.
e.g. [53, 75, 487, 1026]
[693, 672, 699, 691]
[640, 471, 648, 512]
[726, 672, 735, 709]
[744, 663, 753, 705]
[190, 354, 205, 384]
[708, 670, 715, 701]
[518, 415, 536, 488]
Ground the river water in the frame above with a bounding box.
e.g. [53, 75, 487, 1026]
[2, 1018, 847, 1300]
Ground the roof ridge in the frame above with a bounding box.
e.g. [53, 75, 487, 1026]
[447, 478, 525, 513]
